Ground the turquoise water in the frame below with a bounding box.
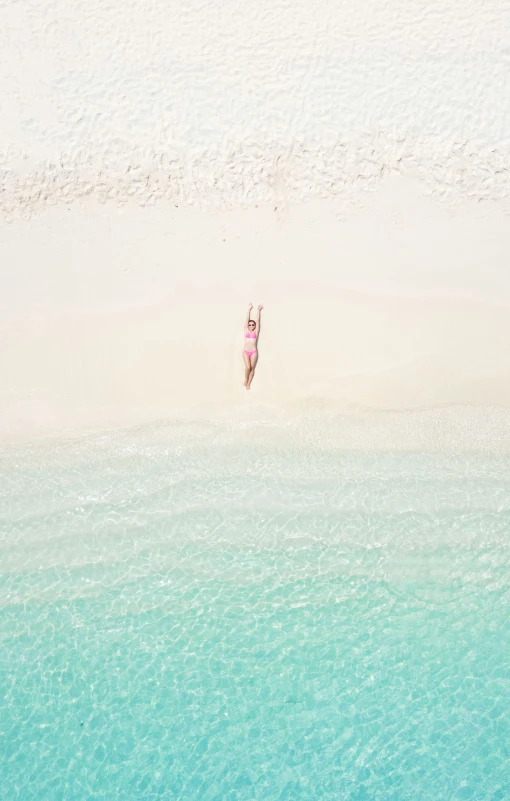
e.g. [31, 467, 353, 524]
[1, 420, 509, 800]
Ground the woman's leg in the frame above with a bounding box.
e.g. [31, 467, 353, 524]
[243, 351, 251, 386]
[247, 351, 258, 389]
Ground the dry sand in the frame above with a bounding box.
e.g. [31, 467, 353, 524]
[1, 178, 509, 442]
[1, 0, 510, 441]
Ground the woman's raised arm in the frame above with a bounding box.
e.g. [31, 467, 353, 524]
[255, 304, 263, 333]
[245, 303, 253, 331]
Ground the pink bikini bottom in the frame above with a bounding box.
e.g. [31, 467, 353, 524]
[244, 349, 257, 357]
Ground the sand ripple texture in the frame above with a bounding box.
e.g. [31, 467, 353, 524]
[1, 0, 510, 218]
[1, 423, 509, 800]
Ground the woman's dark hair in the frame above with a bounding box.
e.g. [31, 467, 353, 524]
[248, 320, 256, 326]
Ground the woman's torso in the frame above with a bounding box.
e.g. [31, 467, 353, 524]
[244, 329, 257, 349]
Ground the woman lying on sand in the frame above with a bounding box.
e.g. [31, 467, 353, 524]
[243, 303, 263, 389]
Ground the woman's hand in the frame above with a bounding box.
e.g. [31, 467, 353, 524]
[248, 303, 253, 310]
[257, 304, 263, 311]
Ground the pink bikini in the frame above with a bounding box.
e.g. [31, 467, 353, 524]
[244, 330, 257, 357]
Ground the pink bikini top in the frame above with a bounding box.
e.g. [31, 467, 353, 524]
[245, 330, 256, 339]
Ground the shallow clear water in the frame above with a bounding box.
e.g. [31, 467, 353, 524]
[1, 420, 509, 800]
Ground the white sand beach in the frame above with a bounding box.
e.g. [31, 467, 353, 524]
[1, 0, 510, 441]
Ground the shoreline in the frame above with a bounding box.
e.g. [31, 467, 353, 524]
[2, 401, 510, 454]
